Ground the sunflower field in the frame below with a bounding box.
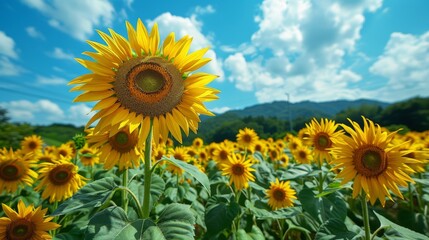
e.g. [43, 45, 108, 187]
[1, 20, 429, 240]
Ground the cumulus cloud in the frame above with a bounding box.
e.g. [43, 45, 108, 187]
[0, 57, 24, 76]
[210, 106, 231, 114]
[148, 10, 225, 80]
[36, 75, 68, 85]
[26, 26, 45, 39]
[0, 99, 94, 126]
[369, 31, 429, 102]
[0, 31, 23, 76]
[21, 0, 114, 41]
[0, 31, 18, 59]
[49, 47, 74, 61]
[224, 0, 383, 103]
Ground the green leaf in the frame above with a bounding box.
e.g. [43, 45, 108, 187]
[205, 201, 240, 237]
[235, 225, 265, 240]
[373, 211, 429, 240]
[156, 204, 196, 240]
[114, 219, 160, 240]
[84, 206, 128, 240]
[282, 164, 317, 180]
[298, 188, 347, 223]
[160, 156, 211, 194]
[53, 177, 117, 216]
[128, 174, 165, 211]
[315, 218, 358, 240]
[245, 200, 301, 219]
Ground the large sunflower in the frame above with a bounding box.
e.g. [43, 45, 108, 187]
[0, 148, 37, 193]
[86, 125, 142, 170]
[330, 117, 416, 206]
[0, 200, 60, 240]
[35, 158, 86, 203]
[266, 178, 297, 210]
[70, 19, 219, 144]
[305, 118, 343, 164]
[221, 153, 255, 191]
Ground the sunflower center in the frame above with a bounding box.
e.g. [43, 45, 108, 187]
[135, 69, 165, 93]
[219, 150, 228, 161]
[109, 130, 138, 153]
[298, 151, 307, 159]
[174, 153, 185, 161]
[115, 56, 184, 117]
[254, 144, 262, 152]
[49, 165, 73, 185]
[232, 164, 245, 176]
[58, 150, 68, 157]
[7, 219, 34, 240]
[273, 188, 286, 201]
[242, 134, 252, 143]
[28, 141, 38, 150]
[354, 145, 387, 177]
[0, 162, 22, 181]
[315, 133, 331, 150]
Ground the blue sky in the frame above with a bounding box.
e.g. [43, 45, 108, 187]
[1, 0, 429, 126]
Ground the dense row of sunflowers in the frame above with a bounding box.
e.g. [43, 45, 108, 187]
[1, 19, 429, 240]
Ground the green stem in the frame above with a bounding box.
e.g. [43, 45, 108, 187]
[408, 183, 414, 213]
[361, 194, 371, 240]
[283, 226, 312, 240]
[122, 169, 129, 213]
[142, 118, 154, 218]
[317, 160, 324, 193]
[52, 201, 59, 237]
[370, 226, 386, 240]
[416, 173, 424, 212]
[117, 187, 144, 219]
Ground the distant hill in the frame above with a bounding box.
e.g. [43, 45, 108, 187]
[222, 99, 390, 120]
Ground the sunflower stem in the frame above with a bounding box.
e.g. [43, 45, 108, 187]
[142, 118, 154, 218]
[52, 201, 59, 237]
[361, 194, 371, 240]
[122, 169, 129, 213]
[408, 183, 414, 213]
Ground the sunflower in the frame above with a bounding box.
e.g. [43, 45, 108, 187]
[236, 128, 259, 149]
[305, 118, 343, 164]
[279, 153, 290, 167]
[266, 178, 297, 210]
[292, 145, 313, 164]
[87, 125, 142, 170]
[79, 144, 100, 167]
[56, 143, 74, 159]
[166, 147, 190, 176]
[70, 19, 219, 144]
[192, 137, 204, 148]
[20, 135, 43, 155]
[37, 152, 57, 163]
[253, 140, 267, 154]
[212, 142, 233, 165]
[330, 117, 416, 206]
[221, 153, 255, 191]
[287, 137, 302, 152]
[0, 148, 38, 193]
[35, 157, 86, 203]
[0, 200, 60, 240]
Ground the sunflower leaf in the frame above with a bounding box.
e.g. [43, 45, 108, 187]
[53, 177, 118, 216]
[159, 156, 211, 194]
[373, 211, 429, 240]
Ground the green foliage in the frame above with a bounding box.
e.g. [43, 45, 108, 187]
[0, 122, 34, 149]
[34, 123, 84, 145]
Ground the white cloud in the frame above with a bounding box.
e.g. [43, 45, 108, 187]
[194, 5, 215, 15]
[49, 47, 74, 61]
[0, 99, 94, 126]
[21, 0, 114, 41]
[0, 99, 64, 122]
[210, 106, 231, 114]
[369, 31, 429, 102]
[0, 56, 24, 76]
[148, 12, 225, 80]
[25, 26, 44, 39]
[36, 75, 68, 85]
[0, 31, 18, 59]
[224, 0, 383, 103]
